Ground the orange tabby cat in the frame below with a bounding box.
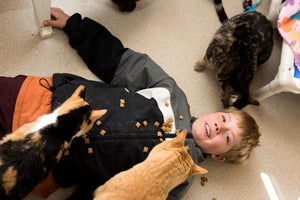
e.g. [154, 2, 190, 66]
[93, 129, 208, 200]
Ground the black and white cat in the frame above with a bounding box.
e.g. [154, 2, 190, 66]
[0, 85, 106, 200]
[194, 0, 274, 109]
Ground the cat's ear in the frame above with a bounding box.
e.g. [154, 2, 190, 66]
[228, 94, 240, 106]
[165, 129, 188, 150]
[90, 109, 107, 123]
[191, 164, 208, 175]
[175, 129, 188, 146]
[79, 109, 107, 138]
[72, 85, 86, 99]
[211, 154, 226, 162]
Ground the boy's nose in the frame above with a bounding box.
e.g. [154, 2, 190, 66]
[214, 123, 219, 133]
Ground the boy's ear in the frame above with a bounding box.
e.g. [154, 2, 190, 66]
[212, 154, 226, 162]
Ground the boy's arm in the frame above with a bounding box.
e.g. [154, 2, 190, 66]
[110, 48, 175, 91]
[46, 8, 175, 91]
[45, 8, 125, 83]
[62, 13, 174, 92]
[63, 13, 126, 83]
[167, 178, 192, 200]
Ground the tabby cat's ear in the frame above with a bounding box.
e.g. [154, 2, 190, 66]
[191, 164, 208, 175]
[228, 93, 240, 106]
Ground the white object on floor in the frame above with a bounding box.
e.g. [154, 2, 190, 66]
[253, 41, 300, 101]
[32, 0, 53, 39]
[260, 172, 280, 200]
[253, 0, 300, 101]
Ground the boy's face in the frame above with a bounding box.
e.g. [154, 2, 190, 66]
[192, 112, 242, 155]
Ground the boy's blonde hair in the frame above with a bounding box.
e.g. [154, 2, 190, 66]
[220, 107, 261, 164]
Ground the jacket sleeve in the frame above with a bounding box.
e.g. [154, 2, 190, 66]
[63, 13, 177, 93]
[63, 13, 126, 83]
[167, 178, 193, 200]
[110, 49, 177, 92]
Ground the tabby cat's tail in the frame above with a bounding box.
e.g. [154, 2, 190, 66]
[213, 0, 228, 23]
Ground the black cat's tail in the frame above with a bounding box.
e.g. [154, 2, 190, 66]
[213, 0, 228, 23]
[213, 0, 256, 23]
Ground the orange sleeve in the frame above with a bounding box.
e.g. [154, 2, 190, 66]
[12, 76, 53, 132]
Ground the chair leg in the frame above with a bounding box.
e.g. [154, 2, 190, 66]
[253, 41, 300, 101]
[267, 0, 284, 27]
[253, 75, 283, 101]
[32, 0, 52, 39]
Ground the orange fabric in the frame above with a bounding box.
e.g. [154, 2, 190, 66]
[12, 76, 53, 132]
[33, 171, 60, 198]
[12, 76, 60, 198]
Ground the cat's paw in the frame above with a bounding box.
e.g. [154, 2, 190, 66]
[249, 97, 260, 106]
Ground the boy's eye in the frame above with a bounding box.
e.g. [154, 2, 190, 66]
[226, 134, 230, 144]
[222, 115, 226, 122]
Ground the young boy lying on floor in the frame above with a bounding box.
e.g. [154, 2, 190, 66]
[0, 7, 260, 200]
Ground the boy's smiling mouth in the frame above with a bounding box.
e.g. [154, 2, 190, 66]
[205, 123, 211, 138]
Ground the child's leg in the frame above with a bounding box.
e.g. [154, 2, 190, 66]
[32, 171, 60, 198]
[0, 75, 26, 137]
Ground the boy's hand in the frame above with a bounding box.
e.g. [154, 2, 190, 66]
[43, 8, 70, 29]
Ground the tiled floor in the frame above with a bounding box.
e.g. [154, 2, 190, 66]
[1, 0, 300, 199]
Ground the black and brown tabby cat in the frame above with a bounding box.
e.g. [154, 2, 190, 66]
[93, 129, 207, 200]
[194, 0, 274, 109]
[0, 85, 106, 200]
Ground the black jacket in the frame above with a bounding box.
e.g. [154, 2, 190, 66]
[51, 13, 206, 199]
